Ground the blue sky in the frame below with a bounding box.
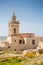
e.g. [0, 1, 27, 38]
[0, 0, 43, 36]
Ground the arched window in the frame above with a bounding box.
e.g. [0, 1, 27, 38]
[14, 28, 16, 34]
[19, 40, 22, 44]
[23, 40, 25, 44]
[14, 40, 16, 42]
[32, 40, 35, 45]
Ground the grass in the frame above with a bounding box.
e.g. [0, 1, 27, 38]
[0, 56, 26, 65]
[0, 51, 43, 65]
[0, 57, 43, 65]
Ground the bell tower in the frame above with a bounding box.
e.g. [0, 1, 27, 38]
[8, 13, 19, 36]
[7, 13, 19, 51]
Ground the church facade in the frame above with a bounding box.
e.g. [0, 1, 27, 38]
[0, 13, 43, 51]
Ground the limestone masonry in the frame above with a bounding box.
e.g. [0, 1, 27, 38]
[0, 13, 43, 51]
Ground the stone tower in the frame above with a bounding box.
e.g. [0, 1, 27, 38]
[8, 13, 19, 36]
[7, 13, 19, 51]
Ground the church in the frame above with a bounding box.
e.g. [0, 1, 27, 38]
[0, 13, 43, 51]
